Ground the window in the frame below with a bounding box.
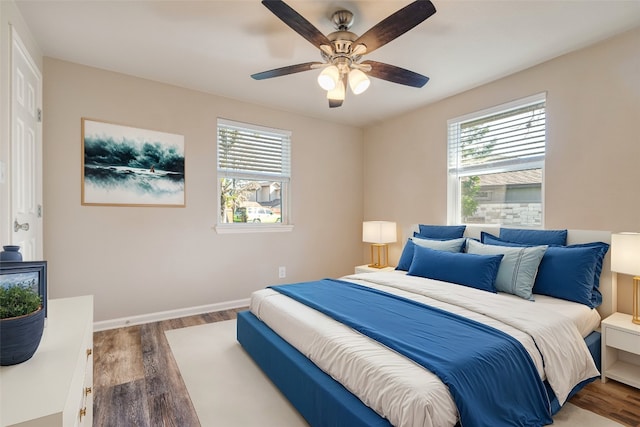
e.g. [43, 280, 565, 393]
[216, 118, 292, 232]
[447, 93, 546, 226]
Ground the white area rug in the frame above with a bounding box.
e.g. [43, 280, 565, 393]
[166, 319, 623, 427]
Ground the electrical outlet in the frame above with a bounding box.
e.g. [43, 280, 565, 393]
[278, 266, 286, 278]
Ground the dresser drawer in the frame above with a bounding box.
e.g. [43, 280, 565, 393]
[79, 324, 94, 427]
[607, 327, 640, 354]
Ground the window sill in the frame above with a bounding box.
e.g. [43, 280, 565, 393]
[214, 224, 294, 234]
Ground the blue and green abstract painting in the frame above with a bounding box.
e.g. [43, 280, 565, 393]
[82, 120, 185, 206]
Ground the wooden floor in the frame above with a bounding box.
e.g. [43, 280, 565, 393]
[93, 309, 243, 427]
[93, 309, 640, 427]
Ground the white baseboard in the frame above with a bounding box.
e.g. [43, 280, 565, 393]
[93, 298, 250, 332]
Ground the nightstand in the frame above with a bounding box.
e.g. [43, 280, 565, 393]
[355, 265, 395, 274]
[601, 312, 640, 389]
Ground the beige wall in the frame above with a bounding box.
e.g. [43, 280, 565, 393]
[363, 27, 640, 314]
[14, 6, 640, 321]
[43, 58, 364, 322]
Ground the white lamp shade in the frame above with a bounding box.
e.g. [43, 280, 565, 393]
[348, 69, 370, 95]
[317, 65, 339, 91]
[611, 232, 640, 276]
[327, 79, 345, 101]
[363, 221, 397, 244]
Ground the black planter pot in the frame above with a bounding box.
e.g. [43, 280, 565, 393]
[0, 307, 45, 366]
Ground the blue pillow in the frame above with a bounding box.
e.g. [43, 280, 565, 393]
[396, 237, 466, 271]
[417, 224, 466, 239]
[466, 239, 547, 300]
[560, 242, 609, 307]
[481, 233, 609, 307]
[412, 232, 450, 240]
[480, 232, 501, 245]
[499, 228, 568, 246]
[408, 245, 503, 293]
[533, 245, 607, 307]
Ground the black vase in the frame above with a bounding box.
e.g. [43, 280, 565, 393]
[0, 307, 45, 366]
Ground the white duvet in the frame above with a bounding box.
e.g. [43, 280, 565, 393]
[249, 271, 601, 427]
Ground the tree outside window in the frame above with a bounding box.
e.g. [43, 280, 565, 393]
[448, 94, 546, 226]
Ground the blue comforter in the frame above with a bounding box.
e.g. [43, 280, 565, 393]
[271, 279, 552, 427]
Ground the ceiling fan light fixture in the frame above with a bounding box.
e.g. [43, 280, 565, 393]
[254, 0, 436, 108]
[327, 79, 345, 101]
[317, 65, 339, 91]
[348, 69, 370, 95]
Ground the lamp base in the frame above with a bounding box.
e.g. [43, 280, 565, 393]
[368, 243, 389, 269]
[633, 277, 640, 325]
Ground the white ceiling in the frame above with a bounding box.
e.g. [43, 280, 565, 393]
[15, 0, 640, 127]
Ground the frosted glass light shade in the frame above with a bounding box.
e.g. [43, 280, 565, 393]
[348, 69, 370, 95]
[317, 66, 339, 91]
[327, 79, 345, 101]
[363, 221, 397, 244]
[611, 232, 640, 276]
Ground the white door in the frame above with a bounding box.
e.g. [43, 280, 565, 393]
[10, 27, 43, 261]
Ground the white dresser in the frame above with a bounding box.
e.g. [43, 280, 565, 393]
[0, 295, 94, 427]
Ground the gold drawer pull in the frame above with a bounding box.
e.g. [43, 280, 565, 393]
[85, 386, 92, 396]
[86, 348, 92, 357]
[79, 407, 86, 420]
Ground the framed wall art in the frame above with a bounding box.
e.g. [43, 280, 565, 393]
[0, 261, 48, 318]
[81, 118, 185, 207]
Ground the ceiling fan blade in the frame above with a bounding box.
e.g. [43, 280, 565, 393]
[362, 60, 429, 88]
[354, 0, 436, 54]
[261, 0, 331, 49]
[251, 62, 323, 80]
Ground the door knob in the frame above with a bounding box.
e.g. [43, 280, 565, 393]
[14, 219, 29, 232]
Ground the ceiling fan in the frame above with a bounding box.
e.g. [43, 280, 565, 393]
[251, 0, 437, 108]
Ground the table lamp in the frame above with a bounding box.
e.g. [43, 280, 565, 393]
[611, 232, 640, 324]
[363, 221, 397, 268]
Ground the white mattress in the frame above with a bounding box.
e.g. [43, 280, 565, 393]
[249, 271, 600, 427]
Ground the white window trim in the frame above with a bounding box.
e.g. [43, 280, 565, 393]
[447, 93, 546, 226]
[214, 223, 294, 234]
[215, 118, 293, 233]
[448, 92, 546, 125]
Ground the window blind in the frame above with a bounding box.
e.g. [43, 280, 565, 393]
[217, 119, 291, 180]
[448, 97, 545, 175]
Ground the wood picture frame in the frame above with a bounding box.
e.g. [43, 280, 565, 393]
[81, 118, 185, 207]
[0, 261, 48, 318]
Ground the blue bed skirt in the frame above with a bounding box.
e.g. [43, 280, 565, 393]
[236, 310, 392, 426]
[236, 310, 601, 426]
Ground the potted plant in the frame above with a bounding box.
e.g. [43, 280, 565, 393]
[0, 284, 45, 366]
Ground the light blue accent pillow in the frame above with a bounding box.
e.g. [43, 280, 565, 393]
[417, 224, 466, 239]
[481, 233, 609, 308]
[466, 239, 547, 300]
[396, 237, 466, 271]
[408, 245, 503, 293]
[499, 228, 568, 246]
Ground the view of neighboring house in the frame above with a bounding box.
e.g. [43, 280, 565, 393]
[465, 169, 542, 226]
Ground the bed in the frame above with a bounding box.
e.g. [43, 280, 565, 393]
[237, 225, 615, 427]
